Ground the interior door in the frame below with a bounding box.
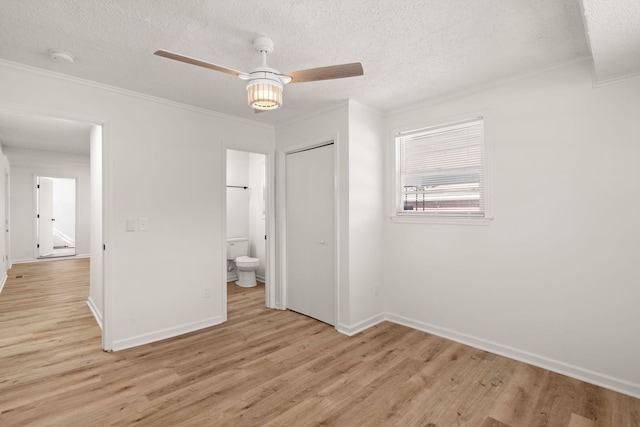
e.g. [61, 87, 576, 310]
[285, 143, 335, 325]
[37, 177, 54, 257]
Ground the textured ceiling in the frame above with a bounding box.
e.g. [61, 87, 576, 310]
[0, 0, 636, 154]
[581, 0, 640, 83]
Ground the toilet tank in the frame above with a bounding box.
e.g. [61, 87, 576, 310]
[227, 237, 249, 260]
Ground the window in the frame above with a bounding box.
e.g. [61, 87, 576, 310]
[394, 116, 490, 223]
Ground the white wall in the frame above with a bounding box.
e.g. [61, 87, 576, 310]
[0, 60, 274, 350]
[346, 102, 385, 329]
[383, 59, 640, 397]
[7, 147, 90, 262]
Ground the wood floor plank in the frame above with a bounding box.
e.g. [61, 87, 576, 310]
[486, 362, 549, 425]
[569, 413, 598, 427]
[1, 258, 639, 426]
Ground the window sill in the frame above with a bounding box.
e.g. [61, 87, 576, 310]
[390, 214, 493, 226]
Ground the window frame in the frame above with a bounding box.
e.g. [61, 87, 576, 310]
[390, 111, 493, 225]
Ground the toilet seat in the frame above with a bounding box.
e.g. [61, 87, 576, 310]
[235, 256, 259, 267]
[234, 256, 259, 288]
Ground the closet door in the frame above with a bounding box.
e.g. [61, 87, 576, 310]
[285, 143, 335, 325]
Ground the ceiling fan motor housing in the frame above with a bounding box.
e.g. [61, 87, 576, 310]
[246, 68, 284, 110]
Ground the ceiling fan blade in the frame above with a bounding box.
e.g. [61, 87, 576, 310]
[154, 50, 249, 77]
[284, 63, 363, 83]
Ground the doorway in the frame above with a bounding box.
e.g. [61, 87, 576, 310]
[285, 142, 335, 325]
[36, 176, 76, 258]
[226, 149, 270, 307]
[0, 108, 106, 347]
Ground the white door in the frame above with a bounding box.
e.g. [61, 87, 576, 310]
[37, 177, 54, 257]
[285, 143, 335, 325]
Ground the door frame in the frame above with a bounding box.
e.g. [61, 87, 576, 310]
[277, 134, 340, 325]
[4, 169, 10, 272]
[34, 175, 77, 258]
[221, 146, 276, 319]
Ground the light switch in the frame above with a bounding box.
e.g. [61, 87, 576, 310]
[126, 219, 138, 232]
[138, 217, 148, 231]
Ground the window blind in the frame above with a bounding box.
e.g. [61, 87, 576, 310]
[397, 118, 484, 216]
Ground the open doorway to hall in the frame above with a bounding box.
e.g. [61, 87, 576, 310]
[0, 108, 106, 348]
[226, 149, 267, 306]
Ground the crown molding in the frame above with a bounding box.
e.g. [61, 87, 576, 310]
[592, 70, 640, 88]
[386, 56, 595, 116]
[0, 59, 275, 131]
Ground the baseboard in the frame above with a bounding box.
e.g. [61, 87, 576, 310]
[385, 312, 640, 399]
[336, 313, 386, 336]
[0, 272, 7, 294]
[86, 297, 103, 330]
[110, 315, 225, 352]
[12, 254, 90, 264]
[12, 258, 38, 264]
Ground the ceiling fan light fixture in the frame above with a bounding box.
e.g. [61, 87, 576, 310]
[247, 78, 283, 110]
[155, 36, 363, 113]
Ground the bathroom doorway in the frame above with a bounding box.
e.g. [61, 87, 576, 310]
[226, 149, 269, 306]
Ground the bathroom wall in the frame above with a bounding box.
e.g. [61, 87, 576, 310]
[226, 149, 250, 240]
[226, 149, 266, 281]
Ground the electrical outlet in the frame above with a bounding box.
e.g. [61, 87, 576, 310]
[202, 286, 211, 298]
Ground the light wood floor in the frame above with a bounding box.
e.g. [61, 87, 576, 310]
[1, 259, 638, 426]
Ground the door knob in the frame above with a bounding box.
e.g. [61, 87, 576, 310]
[319, 240, 325, 245]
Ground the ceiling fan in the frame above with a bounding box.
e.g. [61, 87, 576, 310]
[154, 36, 363, 112]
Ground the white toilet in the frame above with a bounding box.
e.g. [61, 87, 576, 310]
[227, 237, 260, 288]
